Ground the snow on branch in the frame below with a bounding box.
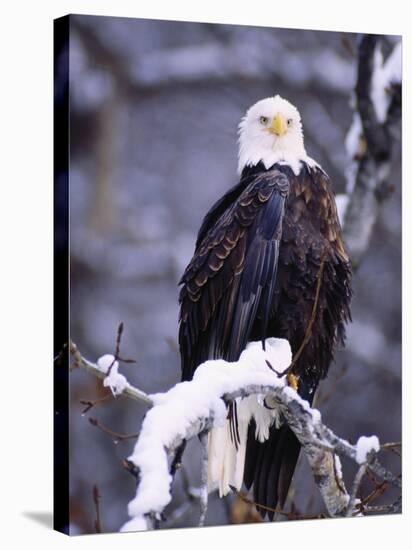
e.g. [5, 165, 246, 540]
[338, 35, 401, 265]
[70, 338, 401, 532]
[69, 341, 153, 407]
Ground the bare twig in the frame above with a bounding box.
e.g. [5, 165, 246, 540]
[380, 442, 401, 457]
[88, 417, 139, 443]
[360, 480, 388, 509]
[236, 491, 325, 520]
[92, 485, 102, 533]
[80, 393, 112, 414]
[105, 322, 137, 377]
[363, 496, 401, 515]
[113, 321, 137, 365]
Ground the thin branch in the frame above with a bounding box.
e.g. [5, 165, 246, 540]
[92, 485, 103, 534]
[380, 442, 402, 457]
[113, 321, 137, 365]
[360, 480, 388, 508]
[236, 491, 284, 518]
[381, 441, 401, 449]
[236, 492, 325, 520]
[80, 393, 112, 414]
[114, 322, 124, 360]
[88, 417, 139, 443]
[363, 496, 401, 515]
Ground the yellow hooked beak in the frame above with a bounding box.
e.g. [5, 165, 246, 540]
[268, 113, 287, 137]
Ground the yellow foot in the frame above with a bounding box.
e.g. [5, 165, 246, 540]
[287, 373, 299, 391]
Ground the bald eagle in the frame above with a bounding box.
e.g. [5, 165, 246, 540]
[178, 96, 352, 519]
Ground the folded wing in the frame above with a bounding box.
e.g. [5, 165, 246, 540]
[179, 169, 289, 381]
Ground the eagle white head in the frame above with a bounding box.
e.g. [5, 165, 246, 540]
[238, 95, 311, 176]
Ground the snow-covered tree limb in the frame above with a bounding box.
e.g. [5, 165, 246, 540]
[339, 35, 401, 265]
[69, 340, 153, 407]
[70, 338, 401, 531]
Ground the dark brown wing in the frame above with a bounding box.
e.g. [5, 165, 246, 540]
[179, 169, 289, 381]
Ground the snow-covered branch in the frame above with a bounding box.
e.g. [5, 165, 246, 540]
[339, 35, 401, 265]
[71, 338, 401, 531]
[69, 340, 153, 407]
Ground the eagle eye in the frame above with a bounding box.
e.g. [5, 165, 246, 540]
[259, 116, 269, 125]
[287, 118, 293, 127]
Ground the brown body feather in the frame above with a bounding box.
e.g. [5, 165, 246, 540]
[178, 160, 352, 518]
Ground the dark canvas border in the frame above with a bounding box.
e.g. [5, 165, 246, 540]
[53, 14, 70, 535]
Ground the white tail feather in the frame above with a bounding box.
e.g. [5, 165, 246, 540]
[207, 395, 281, 497]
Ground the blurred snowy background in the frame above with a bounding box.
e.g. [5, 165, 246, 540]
[66, 15, 401, 534]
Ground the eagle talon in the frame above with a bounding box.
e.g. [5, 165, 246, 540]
[265, 359, 284, 377]
[263, 397, 277, 410]
[287, 373, 299, 391]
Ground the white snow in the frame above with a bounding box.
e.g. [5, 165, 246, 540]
[103, 369, 128, 397]
[120, 515, 149, 532]
[355, 435, 380, 464]
[121, 337, 292, 531]
[97, 354, 128, 397]
[96, 354, 116, 374]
